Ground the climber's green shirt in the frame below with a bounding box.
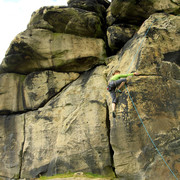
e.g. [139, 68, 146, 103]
[110, 73, 134, 81]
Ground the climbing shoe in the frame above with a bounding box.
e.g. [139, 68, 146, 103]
[112, 111, 116, 118]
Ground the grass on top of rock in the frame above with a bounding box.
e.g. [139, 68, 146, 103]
[39, 172, 113, 179]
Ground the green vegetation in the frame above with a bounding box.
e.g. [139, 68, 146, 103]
[39, 172, 113, 179]
[39, 172, 74, 179]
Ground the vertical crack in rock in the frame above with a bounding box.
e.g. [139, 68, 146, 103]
[18, 114, 26, 178]
[105, 101, 116, 176]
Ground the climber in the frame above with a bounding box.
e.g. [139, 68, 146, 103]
[107, 70, 139, 118]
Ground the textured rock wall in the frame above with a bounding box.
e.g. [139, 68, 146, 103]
[0, 0, 179, 179]
[0, 71, 79, 113]
[106, 13, 180, 179]
[0, 29, 106, 74]
[20, 66, 113, 178]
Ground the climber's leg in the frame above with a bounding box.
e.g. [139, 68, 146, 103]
[118, 81, 126, 90]
[115, 78, 127, 90]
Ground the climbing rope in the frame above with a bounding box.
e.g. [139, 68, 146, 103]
[124, 17, 178, 180]
[126, 86, 178, 180]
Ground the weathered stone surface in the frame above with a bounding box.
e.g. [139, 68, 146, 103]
[107, 0, 180, 26]
[18, 66, 114, 178]
[106, 13, 180, 76]
[108, 76, 180, 179]
[67, 0, 110, 17]
[23, 71, 79, 110]
[0, 114, 24, 179]
[106, 6, 116, 27]
[0, 71, 79, 113]
[28, 7, 105, 39]
[107, 24, 138, 54]
[0, 29, 106, 74]
[105, 13, 180, 179]
[27, 6, 55, 31]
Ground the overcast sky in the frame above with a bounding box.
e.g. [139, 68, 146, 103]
[0, 0, 67, 64]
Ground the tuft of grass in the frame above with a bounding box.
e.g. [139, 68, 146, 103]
[39, 172, 113, 179]
[39, 172, 74, 179]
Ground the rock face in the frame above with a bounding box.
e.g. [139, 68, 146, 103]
[0, 67, 114, 178]
[106, 13, 180, 179]
[20, 66, 113, 178]
[0, 0, 180, 180]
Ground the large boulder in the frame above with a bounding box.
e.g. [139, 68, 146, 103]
[28, 7, 105, 39]
[105, 13, 180, 179]
[0, 29, 106, 74]
[0, 71, 79, 114]
[106, 0, 180, 26]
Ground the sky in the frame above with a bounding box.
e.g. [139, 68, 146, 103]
[0, 0, 68, 64]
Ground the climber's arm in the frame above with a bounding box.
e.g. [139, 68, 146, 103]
[116, 73, 137, 78]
